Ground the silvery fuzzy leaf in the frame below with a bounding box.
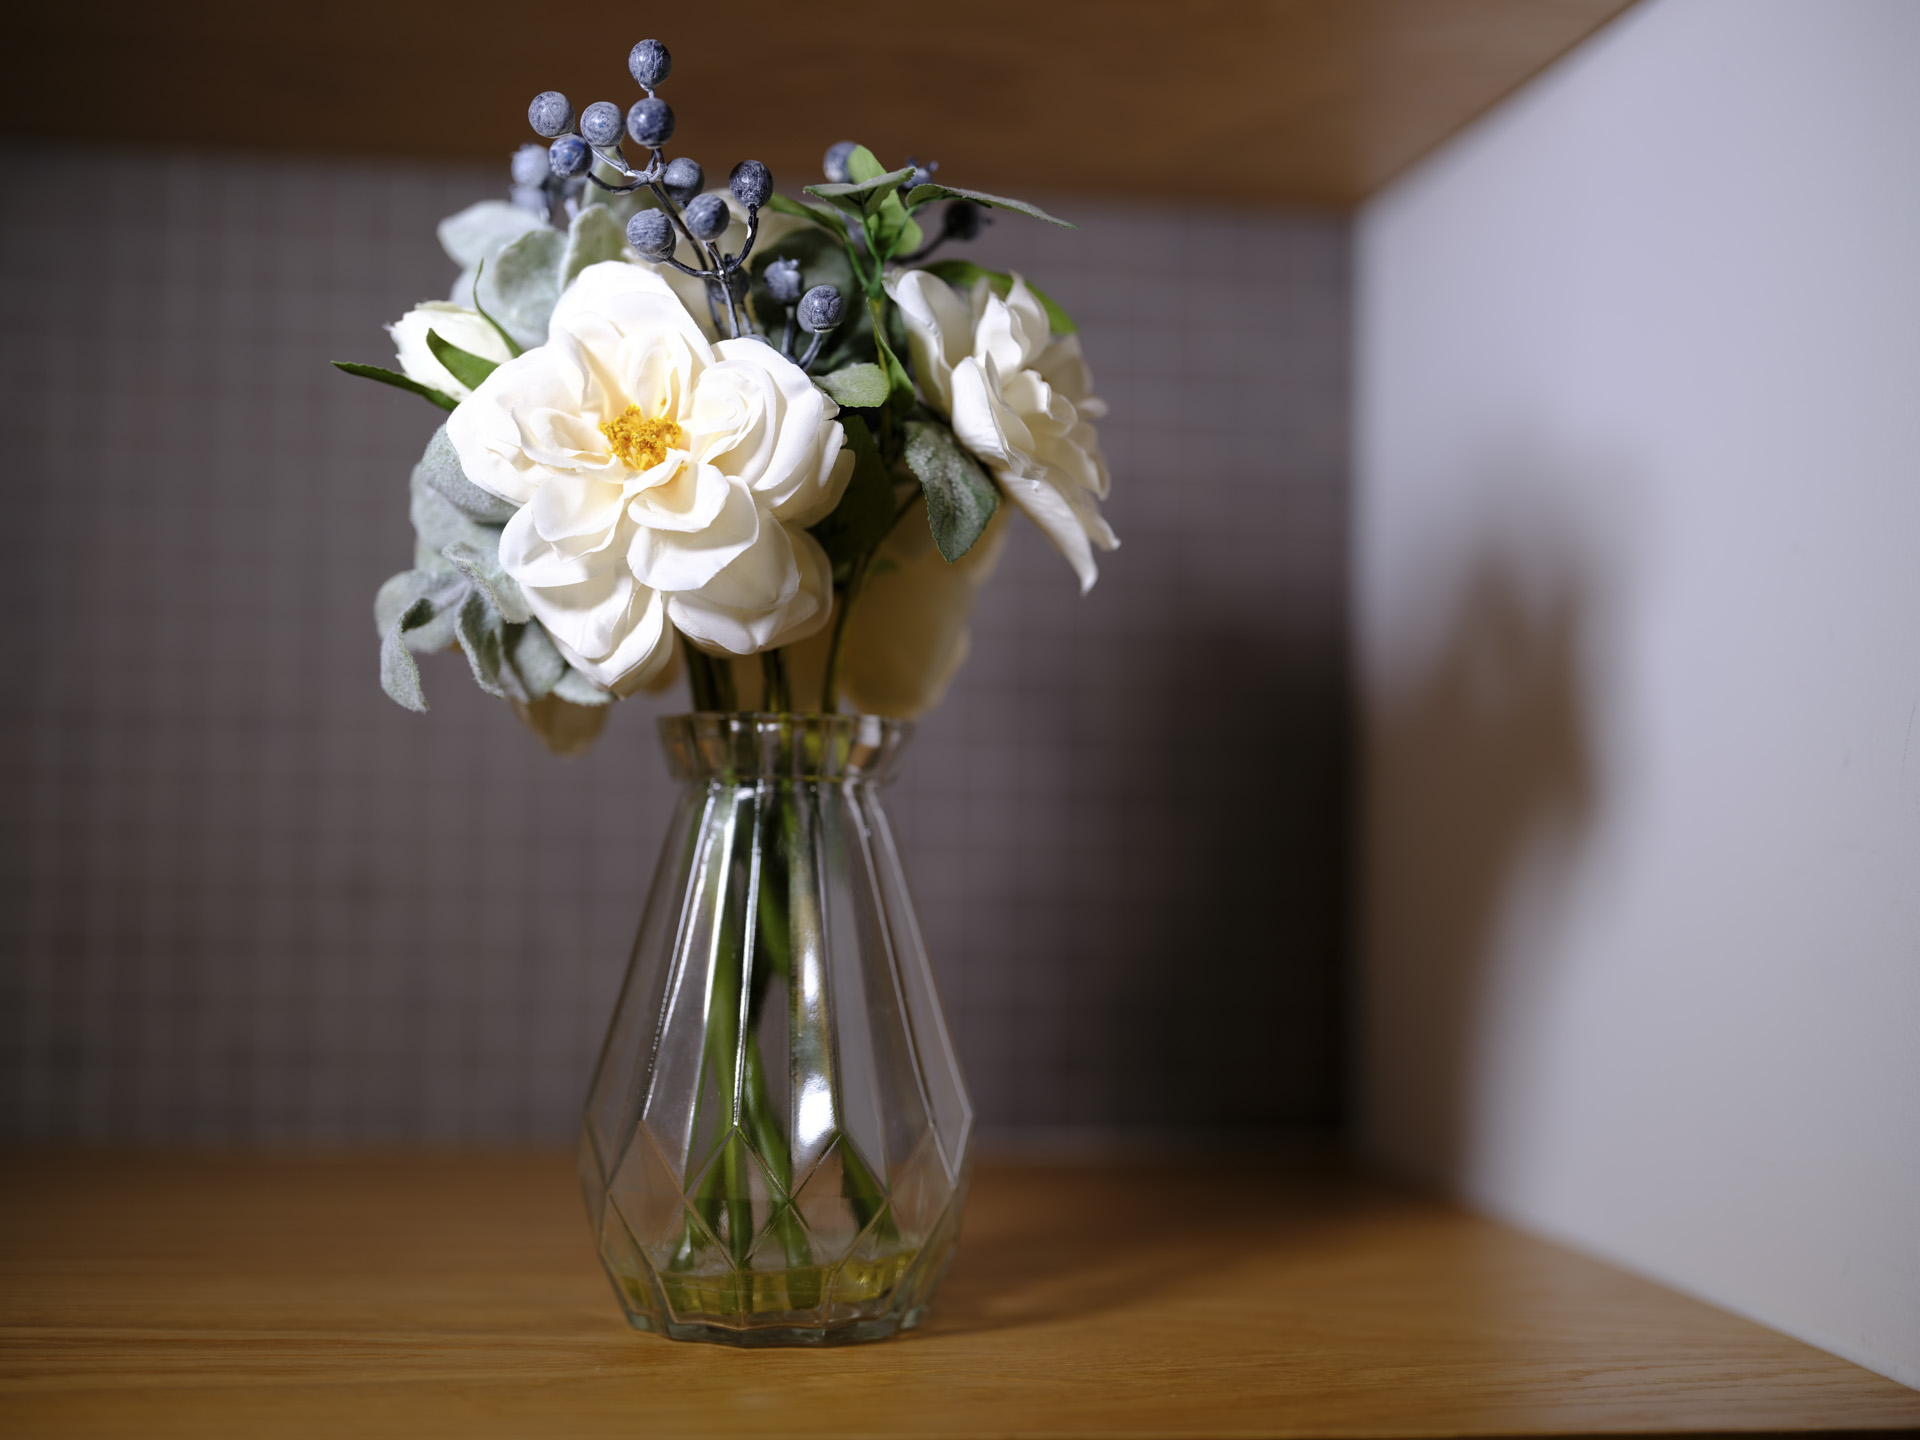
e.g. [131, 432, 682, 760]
[552, 665, 615, 706]
[561, 203, 628, 288]
[512, 693, 611, 756]
[443, 541, 530, 625]
[379, 597, 438, 712]
[438, 200, 548, 269]
[414, 424, 518, 525]
[374, 569, 462, 653]
[410, 464, 504, 575]
[453, 589, 521, 700]
[816, 363, 889, 410]
[510, 621, 566, 700]
[477, 227, 567, 351]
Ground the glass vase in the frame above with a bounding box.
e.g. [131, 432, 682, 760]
[578, 712, 973, 1346]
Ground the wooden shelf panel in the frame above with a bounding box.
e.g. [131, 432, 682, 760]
[7, 2, 1637, 206]
[2, 1151, 1914, 1436]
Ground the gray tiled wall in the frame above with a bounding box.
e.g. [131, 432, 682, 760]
[0, 145, 1349, 1142]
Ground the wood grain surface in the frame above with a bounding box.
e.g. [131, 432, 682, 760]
[2, 1151, 1915, 1437]
[4, 1, 1637, 206]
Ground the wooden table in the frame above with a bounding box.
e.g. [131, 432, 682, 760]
[3, 1152, 1915, 1437]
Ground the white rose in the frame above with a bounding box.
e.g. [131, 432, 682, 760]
[446, 261, 854, 695]
[388, 302, 515, 400]
[888, 269, 1117, 592]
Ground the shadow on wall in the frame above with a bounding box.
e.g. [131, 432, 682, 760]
[1362, 535, 1600, 1181]
[1091, 610, 1348, 1133]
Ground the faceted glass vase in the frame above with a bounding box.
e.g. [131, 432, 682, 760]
[579, 713, 973, 1346]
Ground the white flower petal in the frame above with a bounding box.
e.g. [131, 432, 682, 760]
[887, 269, 972, 417]
[628, 473, 759, 592]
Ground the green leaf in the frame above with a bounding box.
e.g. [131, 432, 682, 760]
[815, 363, 889, 410]
[917, 259, 1078, 335]
[904, 419, 999, 562]
[379, 597, 438, 712]
[809, 416, 897, 572]
[560, 202, 627, 287]
[476, 226, 566, 351]
[845, 145, 886, 184]
[425, 330, 499, 392]
[374, 568, 459, 649]
[905, 184, 1076, 229]
[804, 165, 916, 220]
[332, 361, 457, 411]
[873, 328, 916, 414]
[414, 424, 516, 524]
[468, 258, 523, 358]
[765, 192, 849, 243]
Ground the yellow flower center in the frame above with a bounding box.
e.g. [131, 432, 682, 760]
[600, 404, 684, 471]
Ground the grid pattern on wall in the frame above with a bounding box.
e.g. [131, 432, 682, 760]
[0, 145, 1349, 1141]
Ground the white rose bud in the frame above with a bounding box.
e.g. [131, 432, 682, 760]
[387, 302, 514, 400]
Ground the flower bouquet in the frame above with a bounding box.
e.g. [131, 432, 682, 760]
[339, 36, 1115, 1345]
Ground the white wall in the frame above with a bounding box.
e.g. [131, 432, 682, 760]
[1357, 0, 1920, 1388]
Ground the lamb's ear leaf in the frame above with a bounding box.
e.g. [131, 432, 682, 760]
[332, 361, 458, 411]
[809, 415, 896, 574]
[425, 330, 499, 391]
[552, 666, 616, 706]
[560, 201, 627, 286]
[379, 597, 438, 712]
[903, 419, 998, 562]
[904, 183, 1075, 229]
[453, 589, 515, 699]
[415, 424, 517, 524]
[476, 226, 566, 351]
[815, 362, 888, 410]
[508, 621, 566, 700]
[916, 259, 1077, 335]
[442, 540, 531, 624]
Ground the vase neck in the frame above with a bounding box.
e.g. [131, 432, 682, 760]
[658, 713, 912, 785]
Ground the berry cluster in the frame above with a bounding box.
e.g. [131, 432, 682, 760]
[525, 40, 842, 360]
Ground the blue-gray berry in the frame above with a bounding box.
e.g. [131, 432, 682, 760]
[797, 285, 844, 332]
[528, 92, 573, 139]
[729, 160, 772, 210]
[628, 39, 671, 90]
[823, 141, 856, 183]
[627, 97, 674, 149]
[763, 258, 803, 304]
[626, 210, 677, 261]
[510, 144, 549, 188]
[683, 193, 730, 242]
[548, 135, 591, 178]
[661, 156, 703, 202]
[579, 101, 624, 147]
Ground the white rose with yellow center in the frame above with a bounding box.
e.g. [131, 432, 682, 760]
[887, 269, 1117, 591]
[446, 261, 853, 694]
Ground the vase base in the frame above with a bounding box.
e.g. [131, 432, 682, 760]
[624, 1305, 928, 1348]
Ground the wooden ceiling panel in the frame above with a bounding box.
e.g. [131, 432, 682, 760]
[5, 1, 1636, 206]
